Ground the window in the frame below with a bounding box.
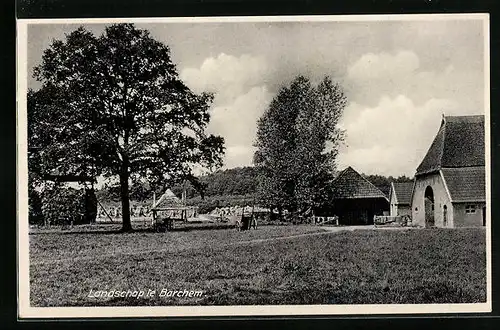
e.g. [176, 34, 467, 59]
[465, 204, 476, 214]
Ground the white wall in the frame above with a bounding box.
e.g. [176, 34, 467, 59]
[411, 172, 452, 227]
[453, 202, 486, 227]
[389, 189, 398, 216]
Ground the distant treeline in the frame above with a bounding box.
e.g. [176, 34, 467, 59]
[362, 174, 414, 197]
[96, 166, 412, 207]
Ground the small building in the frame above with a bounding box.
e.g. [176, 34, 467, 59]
[410, 115, 486, 228]
[389, 181, 414, 217]
[152, 188, 199, 220]
[319, 166, 389, 225]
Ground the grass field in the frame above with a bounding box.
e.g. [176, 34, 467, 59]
[29, 225, 486, 306]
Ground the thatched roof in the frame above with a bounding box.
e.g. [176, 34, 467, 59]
[390, 181, 414, 205]
[152, 189, 183, 209]
[441, 167, 486, 203]
[416, 115, 484, 175]
[331, 167, 388, 200]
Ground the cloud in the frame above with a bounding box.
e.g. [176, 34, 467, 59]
[28, 21, 485, 178]
[183, 50, 484, 175]
[347, 50, 420, 82]
[345, 50, 421, 106]
[345, 50, 484, 111]
[337, 95, 461, 177]
[338, 49, 484, 176]
[180, 53, 269, 104]
[208, 85, 272, 146]
[223, 146, 257, 169]
[181, 53, 273, 169]
[208, 85, 272, 168]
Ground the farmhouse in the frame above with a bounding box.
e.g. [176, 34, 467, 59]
[410, 115, 486, 228]
[389, 181, 414, 217]
[320, 166, 389, 225]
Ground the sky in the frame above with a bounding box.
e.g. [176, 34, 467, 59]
[26, 16, 487, 177]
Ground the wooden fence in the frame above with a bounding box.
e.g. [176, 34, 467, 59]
[312, 216, 339, 226]
[374, 215, 411, 227]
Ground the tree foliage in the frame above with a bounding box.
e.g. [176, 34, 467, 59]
[39, 185, 97, 226]
[253, 76, 347, 216]
[195, 166, 258, 197]
[97, 166, 258, 202]
[28, 24, 224, 231]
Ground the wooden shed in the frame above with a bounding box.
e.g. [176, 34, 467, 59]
[318, 167, 389, 225]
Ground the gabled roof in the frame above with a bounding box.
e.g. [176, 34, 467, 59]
[441, 167, 485, 203]
[153, 189, 182, 208]
[416, 115, 485, 175]
[390, 181, 414, 205]
[331, 167, 388, 200]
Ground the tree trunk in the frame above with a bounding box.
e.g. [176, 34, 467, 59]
[119, 162, 132, 232]
[84, 186, 98, 224]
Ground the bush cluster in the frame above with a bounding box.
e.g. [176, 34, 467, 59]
[28, 187, 44, 225]
[30, 186, 97, 226]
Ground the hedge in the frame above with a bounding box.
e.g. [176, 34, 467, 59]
[36, 186, 97, 226]
[28, 187, 44, 225]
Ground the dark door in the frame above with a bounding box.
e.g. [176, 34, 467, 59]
[483, 206, 486, 226]
[443, 205, 447, 227]
[424, 186, 435, 228]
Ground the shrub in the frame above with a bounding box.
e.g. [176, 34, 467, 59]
[41, 186, 97, 225]
[28, 186, 44, 225]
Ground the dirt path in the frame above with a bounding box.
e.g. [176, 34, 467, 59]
[320, 225, 375, 232]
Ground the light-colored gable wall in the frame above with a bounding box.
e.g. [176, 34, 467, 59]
[389, 188, 412, 217]
[389, 187, 398, 216]
[411, 172, 453, 227]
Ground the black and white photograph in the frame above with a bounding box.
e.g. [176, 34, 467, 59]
[17, 14, 491, 317]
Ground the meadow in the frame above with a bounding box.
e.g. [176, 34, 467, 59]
[29, 225, 487, 306]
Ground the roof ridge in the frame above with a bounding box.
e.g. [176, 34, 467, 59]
[355, 168, 389, 200]
[333, 166, 355, 181]
[437, 117, 447, 171]
[392, 181, 414, 186]
[415, 119, 446, 175]
[444, 114, 484, 123]
[332, 167, 390, 201]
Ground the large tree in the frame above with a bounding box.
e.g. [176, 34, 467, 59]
[28, 24, 225, 231]
[253, 76, 346, 218]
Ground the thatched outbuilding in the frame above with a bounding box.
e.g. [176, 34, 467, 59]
[318, 166, 389, 225]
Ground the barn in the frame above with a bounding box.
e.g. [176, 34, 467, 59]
[410, 115, 486, 228]
[319, 166, 389, 225]
[389, 181, 414, 217]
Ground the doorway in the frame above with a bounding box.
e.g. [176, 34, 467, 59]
[424, 186, 435, 228]
[483, 206, 486, 226]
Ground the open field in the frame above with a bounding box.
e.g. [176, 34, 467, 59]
[29, 225, 486, 306]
